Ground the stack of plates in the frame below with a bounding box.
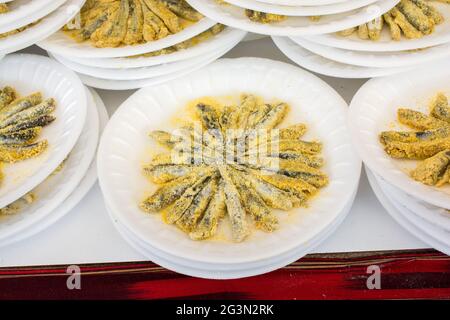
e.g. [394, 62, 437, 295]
[37, 4, 247, 90]
[0, 0, 85, 56]
[0, 54, 108, 247]
[349, 62, 450, 254]
[97, 58, 361, 279]
[273, 2, 450, 78]
[185, 0, 399, 36]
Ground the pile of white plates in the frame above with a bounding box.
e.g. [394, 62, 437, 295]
[185, 0, 399, 36]
[349, 62, 450, 254]
[0, 54, 108, 248]
[37, 6, 247, 91]
[0, 0, 85, 56]
[273, 1, 450, 78]
[97, 58, 361, 279]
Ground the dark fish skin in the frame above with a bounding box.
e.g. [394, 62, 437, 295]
[380, 126, 450, 144]
[159, 0, 203, 21]
[0, 92, 42, 121]
[0, 98, 55, 129]
[0, 127, 42, 145]
[196, 103, 222, 130]
[0, 115, 55, 135]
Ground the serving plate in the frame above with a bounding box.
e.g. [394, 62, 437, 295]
[0, 54, 87, 209]
[273, 36, 411, 78]
[303, 2, 450, 52]
[348, 62, 450, 209]
[185, 0, 399, 36]
[367, 169, 450, 255]
[106, 188, 356, 279]
[77, 42, 237, 90]
[38, 18, 217, 59]
[0, 0, 86, 55]
[58, 27, 247, 69]
[225, 0, 379, 16]
[0, 0, 66, 32]
[0, 87, 100, 245]
[97, 58, 361, 265]
[292, 37, 450, 68]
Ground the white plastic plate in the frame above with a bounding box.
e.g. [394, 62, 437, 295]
[348, 62, 450, 209]
[0, 88, 109, 247]
[97, 57, 361, 265]
[57, 27, 247, 69]
[185, 0, 399, 36]
[0, 0, 86, 55]
[272, 36, 411, 78]
[292, 37, 450, 68]
[0, 54, 87, 209]
[38, 18, 217, 59]
[303, 2, 450, 52]
[225, 0, 380, 16]
[0, 87, 99, 243]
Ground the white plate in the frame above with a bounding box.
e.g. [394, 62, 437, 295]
[375, 172, 450, 245]
[77, 42, 237, 90]
[272, 36, 411, 78]
[0, 89, 108, 248]
[0, 87, 102, 245]
[185, 0, 399, 36]
[106, 188, 356, 279]
[253, 0, 350, 6]
[50, 44, 234, 81]
[97, 57, 361, 265]
[0, 0, 86, 55]
[56, 27, 247, 69]
[38, 18, 217, 59]
[0, 54, 87, 209]
[303, 2, 450, 52]
[292, 37, 450, 68]
[348, 61, 450, 209]
[367, 169, 450, 255]
[0, 0, 66, 31]
[225, 0, 380, 16]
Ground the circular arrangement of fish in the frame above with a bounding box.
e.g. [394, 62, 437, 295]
[64, 0, 204, 48]
[140, 94, 329, 242]
[380, 92, 450, 187]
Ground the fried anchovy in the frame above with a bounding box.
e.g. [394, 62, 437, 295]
[141, 0, 181, 33]
[189, 180, 227, 241]
[383, 12, 402, 41]
[219, 166, 250, 242]
[0, 87, 17, 110]
[159, 0, 203, 21]
[397, 0, 435, 35]
[410, 0, 444, 24]
[164, 174, 213, 224]
[0, 127, 42, 146]
[0, 141, 48, 163]
[0, 92, 42, 122]
[176, 177, 217, 232]
[229, 168, 278, 232]
[397, 108, 448, 130]
[383, 138, 450, 159]
[140, 171, 208, 212]
[380, 126, 450, 144]
[390, 7, 423, 39]
[254, 103, 289, 130]
[0, 115, 55, 135]
[0, 98, 55, 129]
[124, 0, 144, 45]
[411, 150, 450, 186]
[430, 93, 450, 123]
